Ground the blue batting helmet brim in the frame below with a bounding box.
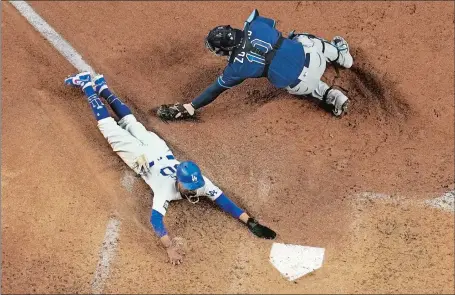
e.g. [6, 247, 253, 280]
[180, 177, 205, 190]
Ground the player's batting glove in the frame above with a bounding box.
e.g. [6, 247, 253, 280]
[246, 218, 276, 240]
[156, 103, 193, 121]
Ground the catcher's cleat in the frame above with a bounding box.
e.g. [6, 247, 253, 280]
[322, 88, 349, 117]
[333, 99, 349, 117]
[331, 36, 353, 69]
[326, 89, 349, 117]
[156, 103, 194, 121]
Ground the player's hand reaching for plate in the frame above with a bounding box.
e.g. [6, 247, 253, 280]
[161, 235, 186, 265]
[166, 244, 185, 265]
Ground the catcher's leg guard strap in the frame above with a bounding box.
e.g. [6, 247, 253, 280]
[322, 85, 349, 104]
[332, 50, 341, 64]
[323, 41, 340, 64]
[323, 86, 334, 103]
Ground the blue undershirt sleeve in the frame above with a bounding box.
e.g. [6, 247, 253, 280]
[214, 193, 244, 219]
[191, 81, 228, 109]
[150, 209, 168, 238]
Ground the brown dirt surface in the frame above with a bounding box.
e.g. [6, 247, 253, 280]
[2, 1, 454, 294]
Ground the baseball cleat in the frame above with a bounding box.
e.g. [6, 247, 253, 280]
[82, 81, 94, 91]
[64, 71, 92, 88]
[333, 99, 349, 117]
[331, 36, 353, 69]
[326, 88, 349, 117]
[332, 90, 349, 117]
[93, 74, 109, 95]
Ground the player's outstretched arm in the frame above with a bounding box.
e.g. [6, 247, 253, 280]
[214, 194, 277, 240]
[182, 74, 245, 116]
[156, 81, 228, 120]
[156, 64, 243, 121]
[189, 80, 229, 110]
[151, 210, 185, 265]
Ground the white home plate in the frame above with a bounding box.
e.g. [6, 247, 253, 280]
[269, 243, 325, 281]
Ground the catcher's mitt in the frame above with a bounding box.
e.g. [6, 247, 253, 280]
[247, 218, 276, 240]
[156, 103, 193, 121]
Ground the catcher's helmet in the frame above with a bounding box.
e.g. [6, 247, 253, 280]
[176, 161, 205, 190]
[205, 25, 243, 57]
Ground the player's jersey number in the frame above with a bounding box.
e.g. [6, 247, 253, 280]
[234, 31, 272, 65]
[160, 164, 179, 179]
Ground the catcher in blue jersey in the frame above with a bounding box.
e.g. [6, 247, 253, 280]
[157, 9, 353, 120]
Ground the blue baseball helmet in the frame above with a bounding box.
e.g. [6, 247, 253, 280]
[176, 161, 205, 190]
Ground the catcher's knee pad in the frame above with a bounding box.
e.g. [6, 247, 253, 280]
[286, 83, 312, 96]
[292, 34, 316, 48]
[288, 31, 316, 40]
[290, 32, 331, 55]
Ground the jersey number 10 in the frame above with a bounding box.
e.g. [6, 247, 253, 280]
[234, 30, 272, 65]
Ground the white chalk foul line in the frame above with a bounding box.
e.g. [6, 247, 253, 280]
[356, 191, 455, 213]
[9, 1, 126, 292]
[9, 0, 95, 74]
[91, 217, 121, 294]
[425, 190, 455, 213]
[121, 170, 137, 193]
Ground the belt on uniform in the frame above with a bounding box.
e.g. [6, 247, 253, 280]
[149, 155, 175, 168]
[288, 52, 311, 89]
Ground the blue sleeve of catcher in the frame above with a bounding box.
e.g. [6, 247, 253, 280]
[150, 209, 168, 237]
[191, 81, 228, 109]
[214, 193, 244, 219]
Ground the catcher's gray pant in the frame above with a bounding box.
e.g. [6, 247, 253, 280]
[97, 114, 172, 175]
[285, 35, 339, 100]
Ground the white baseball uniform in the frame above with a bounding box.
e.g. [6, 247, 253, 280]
[285, 34, 340, 99]
[97, 114, 223, 216]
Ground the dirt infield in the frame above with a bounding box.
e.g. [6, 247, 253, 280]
[2, 1, 454, 294]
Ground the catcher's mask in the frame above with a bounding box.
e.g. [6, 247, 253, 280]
[205, 25, 243, 57]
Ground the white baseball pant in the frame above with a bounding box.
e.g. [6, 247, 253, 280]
[97, 114, 172, 174]
[285, 35, 339, 100]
